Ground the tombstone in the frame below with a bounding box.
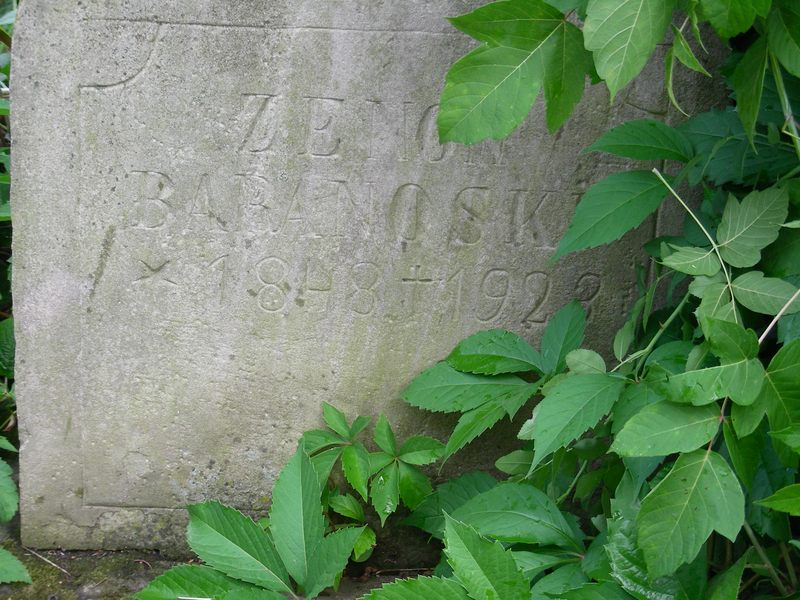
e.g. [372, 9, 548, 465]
[11, 0, 713, 550]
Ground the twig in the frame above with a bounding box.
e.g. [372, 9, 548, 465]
[781, 543, 797, 590]
[759, 286, 800, 345]
[743, 522, 788, 596]
[21, 546, 72, 577]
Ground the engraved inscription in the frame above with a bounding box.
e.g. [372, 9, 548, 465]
[256, 256, 289, 313]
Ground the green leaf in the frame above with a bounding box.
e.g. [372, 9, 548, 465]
[586, 119, 694, 162]
[531, 563, 587, 597]
[768, 0, 800, 77]
[371, 462, 400, 526]
[540, 300, 587, 374]
[0, 457, 17, 523]
[402, 362, 538, 414]
[352, 526, 376, 562]
[707, 552, 748, 600]
[439, 0, 591, 143]
[495, 449, 534, 475]
[700, 0, 771, 38]
[553, 171, 668, 260]
[373, 414, 397, 455]
[514, 550, 577, 578]
[309, 447, 341, 491]
[611, 403, 720, 457]
[519, 373, 625, 470]
[136, 565, 258, 600]
[566, 349, 606, 374]
[452, 482, 582, 550]
[0, 436, 15, 453]
[446, 329, 542, 374]
[304, 526, 364, 599]
[186, 501, 291, 593]
[443, 515, 531, 600]
[328, 493, 365, 522]
[732, 271, 800, 315]
[723, 422, 761, 489]
[612, 382, 664, 434]
[584, 0, 677, 99]
[399, 436, 445, 465]
[755, 484, 800, 515]
[0, 547, 30, 585]
[663, 360, 766, 406]
[322, 402, 351, 438]
[716, 188, 789, 268]
[704, 318, 759, 362]
[349, 415, 371, 438]
[269, 446, 325, 588]
[769, 424, 800, 452]
[301, 429, 345, 454]
[637, 450, 745, 577]
[360, 576, 470, 600]
[555, 582, 634, 600]
[0, 318, 14, 379]
[613, 321, 635, 362]
[759, 340, 800, 463]
[342, 442, 371, 501]
[763, 226, 800, 278]
[671, 25, 711, 77]
[398, 462, 433, 510]
[731, 37, 768, 143]
[445, 401, 511, 459]
[662, 245, 720, 276]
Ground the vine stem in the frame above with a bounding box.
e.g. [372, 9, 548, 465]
[743, 521, 789, 596]
[759, 286, 800, 345]
[770, 52, 800, 162]
[557, 460, 587, 506]
[652, 168, 738, 324]
[781, 543, 798, 590]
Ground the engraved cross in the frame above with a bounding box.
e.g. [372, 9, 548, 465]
[401, 265, 435, 314]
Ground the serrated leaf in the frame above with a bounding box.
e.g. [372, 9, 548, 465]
[707, 552, 748, 600]
[371, 462, 400, 525]
[304, 526, 364, 599]
[0, 457, 17, 523]
[553, 171, 668, 260]
[399, 436, 445, 465]
[398, 462, 433, 510]
[186, 501, 291, 593]
[0, 318, 13, 379]
[352, 526, 376, 562]
[732, 271, 800, 315]
[446, 329, 542, 375]
[671, 25, 711, 77]
[755, 484, 800, 515]
[452, 482, 582, 550]
[360, 575, 470, 600]
[768, 0, 800, 77]
[637, 450, 744, 578]
[402, 362, 538, 415]
[0, 547, 29, 585]
[514, 550, 577, 578]
[439, 0, 590, 143]
[328, 493, 365, 522]
[349, 415, 371, 438]
[555, 582, 634, 600]
[532, 563, 588, 597]
[309, 447, 341, 491]
[700, 0, 771, 38]
[301, 429, 345, 454]
[322, 402, 350, 438]
[369, 451, 394, 476]
[373, 414, 397, 455]
[445, 401, 509, 459]
[519, 373, 625, 469]
[612, 383, 664, 434]
[136, 565, 258, 600]
[663, 360, 766, 406]
[584, 0, 676, 99]
[716, 188, 789, 268]
[540, 300, 587, 374]
[443, 515, 531, 600]
[611, 403, 720, 457]
[731, 37, 768, 143]
[0, 437, 15, 453]
[566, 349, 606, 374]
[495, 449, 534, 475]
[269, 446, 325, 588]
[342, 442, 371, 501]
[662, 245, 720, 276]
[586, 119, 694, 162]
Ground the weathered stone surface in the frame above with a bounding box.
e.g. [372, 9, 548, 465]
[12, 1, 713, 549]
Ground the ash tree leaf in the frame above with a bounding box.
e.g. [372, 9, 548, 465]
[360, 575, 470, 600]
[399, 436, 445, 465]
[443, 514, 531, 600]
[402, 362, 538, 414]
[716, 187, 789, 268]
[671, 24, 711, 77]
[304, 526, 365, 599]
[566, 349, 606, 374]
[583, 0, 677, 99]
[136, 565, 261, 600]
[371, 461, 400, 525]
[186, 501, 292, 594]
[540, 300, 586, 374]
[586, 119, 694, 162]
[452, 482, 582, 550]
[446, 329, 543, 375]
[611, 403, 720, 457]
[700, 0, 771, 38]
[707, 551, 749, 600]
[269, 446, 325, 589]
[731, 37, 768, 143]
[755, 484, 800, 515]
[662, 245, 720, 276]
[438, 0, 591, 144]
[342, 442, 371, 501]
[553, 171, 669, 260]
[637, 449, 745, 578]
[768, 0, 800, 77]
[732, 271, 800, 315]
[0, 547, 30, 585]
[519, 373, 625, 470]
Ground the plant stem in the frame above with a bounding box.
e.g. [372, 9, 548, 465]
[557, 460, 587, 505]
[743, 521, 789, 596]
[781, 543, 798, 590]
[652, 168, 738, 324]
[759, 286, 800, 345]
[770, 52, 800, 162]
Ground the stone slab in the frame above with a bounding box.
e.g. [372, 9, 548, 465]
[11, 0, 713, 549]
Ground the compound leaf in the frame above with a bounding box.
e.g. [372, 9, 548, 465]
[755, 484, 800, 515]
[699, 0, 771, 38]
[447, 329, 543, 375]
[732, 271, 800, 315]
[342, 442, 371, 501]
[360, 576, 470, 600]
[540, 300, 587, 374]
[305, 526, 364, 599]
[371, 462, 400, 526]
[662, 245, 721, 277]
[136, 565, 260, 600]
[586, 119, 694, 161]
[716, 188, 788, 268]
[611, 403, 720, 457]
